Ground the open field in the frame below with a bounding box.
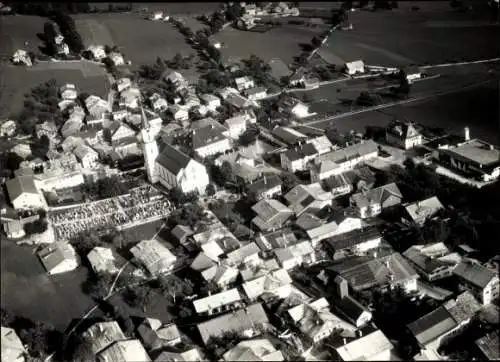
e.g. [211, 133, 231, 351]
[89, 2, 222, 15]
[215, 25, 323, 67]
[73, 13, 195, 69]
[0, 15, 51, 58]
[319, 6, 499, 67]
[0, 62, 108, 118]
[1, 240, 100, 331]
[313, 81, 499, 146]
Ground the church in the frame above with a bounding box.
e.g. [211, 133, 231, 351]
[140, 106, 210, 195]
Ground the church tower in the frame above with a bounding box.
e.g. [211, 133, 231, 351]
[140, 102, 159, 184]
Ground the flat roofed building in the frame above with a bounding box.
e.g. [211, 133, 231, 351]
[193, 288, 243, 315]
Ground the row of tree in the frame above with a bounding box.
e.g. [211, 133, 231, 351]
[51, 11, 84, 54]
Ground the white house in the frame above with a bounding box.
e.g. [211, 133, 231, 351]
[224, 114, 248, 139]
[333, 329, 397, 361]
[96, 340, 151, 362]
[453, 261, 499, 305]
[403, 66, 421, 83]
[87, 247, 126, 275]
[85, 95, 110, 119]
[1, 326, 27, 362]
[242, 268, 292, 301]
[108, 52, 125, 66]
[116, 77, 132, 93]
[87, 45, 106, 60]
[3, 220, 26, 239]
[344, 60, 365, 75]
[193, 288, 243, 315]
[120, 87, 141, 109]
[5, 176, 45, 210]
[201, 94, 221, 111]
[12, 49, 32, 66]
[168, 104, 189, 122]
[60, 83, 78, 100]
[234, 76, 255, 92]
[386, 120, 423, 150]
[245, 86, 267, 101]
[130, 239, 177, 277]
[350, 182, 403, 219]
[149, 93, 168, 112]
[74, 144, 99, 169]
[193, 127, 232, 159]
[164, 71, 188, 91]
[38, 242, 79, 275]
[150, 11, 163, 20]
[0, 120, 16, 137]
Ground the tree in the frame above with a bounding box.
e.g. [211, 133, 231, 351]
[206, 183, 216, 196]
[1, 308, 14, 326]
[19, 320, 62, 359]
[23, 219, 48, 235]
[5, 152, 23, 172]
[281, 172, 300, 193]
[158, 275, 193, 304]
[32, 134, 50, 158]
[356, 91, 377, 106]
[123, 286, 154, 311]
[238, 126, 260, 146]
[220, 161, 233, 183]
[83, 273, 113, 300]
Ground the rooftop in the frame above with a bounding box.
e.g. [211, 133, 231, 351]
[156, 143, 192, 176]
[407, 306, 457, 346]
[443, 139, 500, 167]
[193, 288, 242, 314]
[475, 330, 499, 360]
[453, 260, 497, 289]
[324, 226, 382, 251]
[334, 329, 394, 361]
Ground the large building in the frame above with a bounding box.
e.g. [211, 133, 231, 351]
[5, 176, 46, 210]
[385, 120, 423, 150]
[140, 106, 210, 194]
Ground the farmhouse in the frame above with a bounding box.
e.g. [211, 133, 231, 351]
[87, 247, 126, 275]
[6, 176, 45, 210]
[332, 329, 397, 361]
[403, 245, 460, 282]
[87, 45, 106, 60]
[223, 339, 284, 362]
[453, 260, 499, 305]
[0, 120, 16, 137]
[168, 104, 189, 122]
[85, 95, 110, 119]
[306, 211, 365, 247]
[350, 182, 403, 219]
[1, 326, 27, 362]
[130, 239, 177, 277]
[60, 83, 78, 100]
[386, 120, 423, 149]
[280, 143, 318, 172]
[200, 93, 221, 111]
[12, 49, 32, 66]
[108, 52, 125, 66]
[245, 86, 267, 101]
[306, 135, 334, 155]
[235, 76, 255, 92]
[73, 144, 99, 169]
[37, 242, 79, 275]
[192, 126, 231, 159]
[344, 60, 365, 75]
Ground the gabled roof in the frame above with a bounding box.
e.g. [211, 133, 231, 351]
[386, 120, 421, 139]
[242, 268, 292, 300]
[351, 182, 403, 208]
[283, 143, 318, 161]
[407, 306, 457, 346]
[247, 174, 282, 194]
[223, 338, 284, 361]
[193, 288, 242, 314]
[6, 176, 39, 201]
[96, 339, 151, 362]
[453, 261, 497, 289]
[156, 144, 192, 176]
[334, 295, 371, 326]
[324, 226, 382, 251]
[443, 291, 481, 324]
[334, 329, 393, 361]
[318, 140, 378, 166]
[252, 199, 292, 221]
[1, 326, 26, 362]
[190, 252, 217, 271]
[192, 125, 228, 150]
[475, 330, 499, 360]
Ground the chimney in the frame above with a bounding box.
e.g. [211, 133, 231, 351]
[335, 276, 349, 299]
[264, 175, 267, 184]
[343, 338, 347, 345]
[464, 127, 470, 141]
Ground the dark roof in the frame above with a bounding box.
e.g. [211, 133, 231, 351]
[247, 174, 282, 194]
[284, 143, 318, 161]
[6, 176, 39, 201]
[324, 226, 381, 251]
[476, 331, 499, 360]
[343, 167, 376, 186]
[156, 144, 191, 176]
[245, 86, 267, 96]
[407, 306, 457, 346]
[192, 125, 227, 149]
[386, 120, 420, 139]
[334, 296, 370, 325]
[404, 66, 420, 74]
[271, 127, 308, 146]
[453, 261, 496, 289]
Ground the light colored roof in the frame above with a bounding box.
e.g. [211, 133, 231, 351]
[335, 329, 394, 361]
[154, 348, 204, 362]
[156, 323, 181, 342]
[1, 326, 26, 362]
[407, 306, 457, 346]
[96, 339, 151, 362]
[6, 176, 39, 201]
[443, 291, 482, 324]
[87, 247, 125, 275]
[345, 60, 365, 68]
[446, 139, 500, 166]
[224, 114, 247, 128]
[318, 140, 378, 165]
[306, 135, 334, 153]
[82, 321, 127, 355]
[191, 252, 217, 271]
[350, 182, 403, 209]
[453, 260, 497, 289]
[196, 303, 269, 344]
[240, 258, 280, 281]
[37, 242, 78, 273]
[242, 268, 292, 300]
[405, 197, 444, 223]
[223, 338, 284, 361]
[193, 288, 242, 314]
[74, 144, 98, 160]
[306, 221, 338, 240]
[130, 239, 177, 276]
[252, 199, 292, 220]
[225, 242, 260, 266]
[475, 330, 499, 360]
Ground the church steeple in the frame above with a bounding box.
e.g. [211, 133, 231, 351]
[140, 96, 149, 130]
[139, 93, 159, 184]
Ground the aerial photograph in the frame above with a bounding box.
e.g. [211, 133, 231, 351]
[1, 1, 499, 361]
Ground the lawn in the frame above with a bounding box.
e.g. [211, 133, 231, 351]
[89, 2, 222, 15]
[0, 62, 108, 119]
[120, 219, 166, 244]
[1, 240, 100, 331]
[319, 6, 499, 67]
[0, 15, 51, 59]
[73, 13, 195, 68]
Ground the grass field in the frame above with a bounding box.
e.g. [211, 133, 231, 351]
[73, 14, 195, 68]
[1, 240, 100, 331]
[89, 2, 222, 15]
[0, 15, 52, 59]
[319, 6, 499, 67]
[0, 62, 108, 119]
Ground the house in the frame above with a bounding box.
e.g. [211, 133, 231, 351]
[60, 83, 78, 100]
[80, 321, 128, 357]
[120, 87, 141, 109]
[272, 126, 308, 146]
[168, 104, 189, 122]
[286, 99, 311, 119]
[96, 340, 151, 362]
[285, 183, 334, 217]
[332, 329, 397, 361]
[196, 303, 270, 345]
[193, 288, 243, 315]
[240, 258, 280, 282]
[108, 51, 125, 66]
[170, 225, 194, 246]
[74, 144, 99, 169]
[350, 182, 403, 219]
[403, 245, 459, 282]
[306, 210, 365, 247]
[286, 298, 357, 344]
[85, 95, 110, 119]
[6, 176, 45, 210]
[116, 77, 132, 93]
[154, 348, 204, 362]
[306, 135, 334, 155]
[245, 86, 267, 101]
[216, 86, 240, 100]
[403, 66, 421, 83]
[475, 331, 499, 361]
[324, 226, 383, 260]
[112, 109, 129, 122]
[274, 240, 316, 269]
[202, 264, 240, 290]
[164, 71, 188, 91]
[311, 140, 379, 181]
[332, 279, 373, 327]
[433, 136, 500, 182]
[150, 11, 163, 20]
[252, 199, 293, 231]
[224, 114, 248, 139]
[0, 120, 16, 137]
[58, 99, 75, 112]
[87, 45, 106, 60]
[247, 174, 282, 201]
[225, 242, 261, 267]
[192, 126, 232, 158]
[323, 173, 353, 197]
[3, 219, 26, 239]
[326, 252, 419, 293]
[234, 76, 255, 92]
[149, 93, 168, 112]
[289, 69, 306, 87]
[109, 121, 135, 144]
[37, 242, 79, 275]
[12, 49, 32, 66]
[87, 247, 126, 275]
[402, 196, 444, 226]
[453, 260, 499, 305]
[1, 326, 27, 362]
[200, 93, 221, 111]
[344, 60, 365, 75]
[137, 318, 181, 351]
[242, 268, 292, 301]
[280, 143, 318, 172]
[68, 105, 87, 123]
[130, 239, 177, 277]
[386, 120, 423, 149]
[226, 92, 254, 110]
[223, 339, 284, 361]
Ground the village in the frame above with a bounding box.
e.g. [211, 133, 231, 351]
[1, 1, 499, 362]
